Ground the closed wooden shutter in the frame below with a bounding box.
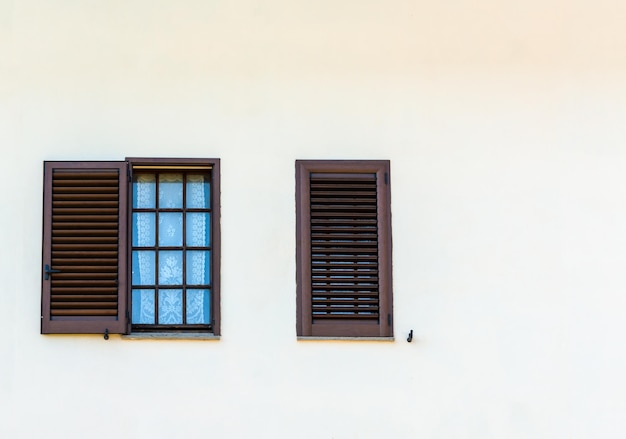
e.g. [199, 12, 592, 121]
[41, 162, 128, 334]
[296, 161, 393, 337]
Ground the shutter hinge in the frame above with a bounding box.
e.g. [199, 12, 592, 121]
[127, 166, 132, 182]
[384, 172, 389, 185]
[387, 313, 392, 326]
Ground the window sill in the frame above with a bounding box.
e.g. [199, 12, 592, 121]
[297, 336, 394, 342]
[122, 333, 220, 341]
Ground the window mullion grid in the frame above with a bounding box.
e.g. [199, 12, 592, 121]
[132, 168, 214, 330]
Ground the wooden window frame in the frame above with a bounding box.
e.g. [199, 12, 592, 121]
[126, 158, 221, 335]
[295, 160, 393, 338]
[41, 158, 221, 336]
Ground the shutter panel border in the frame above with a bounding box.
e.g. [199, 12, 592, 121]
[41, 161, 129, 334]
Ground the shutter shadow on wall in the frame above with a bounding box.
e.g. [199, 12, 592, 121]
[41, 162, 128, 334]
[296, 160, 393, 337]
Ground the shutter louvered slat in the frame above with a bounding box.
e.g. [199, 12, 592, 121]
[52, 223, 118, 230]
[53, 294, 118, 301]
[53, 201, 120, 209]
[53, 243, 118, 250]
[311, 256, 378, 262]
[52, 304, 118, 316]
[53, 230, 118, 238]
[55, 239, 115, 246]
[311, 214, 376, 222]
[51, 288, 117, 294]
[311, 221, 377, 227]
[51, 310, 118, 317]
[50, 265, 117, 272]
[53, 178, 119, 186]
[312, 233, 378, 240]
[51, 258, 117, 266]
[52, 251, 118, 258]
[312, 276, 379, 282]
[310, 175, 380, 322]
[53, 194, 119, 201]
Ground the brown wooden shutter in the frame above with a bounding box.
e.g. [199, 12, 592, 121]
[41, 162, 128, 334]
[296, 160, 393, 337]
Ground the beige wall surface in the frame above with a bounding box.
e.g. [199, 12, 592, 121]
[1, 1, 626, 438]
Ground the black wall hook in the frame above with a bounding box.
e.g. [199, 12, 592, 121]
[104, 328, 109, 340]
[407, 329, 413, 343]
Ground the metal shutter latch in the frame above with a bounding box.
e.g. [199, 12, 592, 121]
[43, 264, 61, 280]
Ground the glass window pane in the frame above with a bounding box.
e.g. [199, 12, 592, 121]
[186, 174, 210, 208]
[186, 213, 210, 247]
[132, 289, 155, 324]
[133, 174, 156, 208]
[187, 289, 210, 324]
[159, 173, 183, 208]
[159, 251, 183, 285]
[158, 289, 183, 324]
[158, 212, 183, 247]
[132, 251, 155, 285]
[132, 213, 155, 247]
[186, 251, 210, 285]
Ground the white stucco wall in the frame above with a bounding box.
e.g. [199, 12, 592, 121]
[1, 1, 626, 437]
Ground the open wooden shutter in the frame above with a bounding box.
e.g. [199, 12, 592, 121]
[296, 160, 393, 337]
[41, 161, 128, 334]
